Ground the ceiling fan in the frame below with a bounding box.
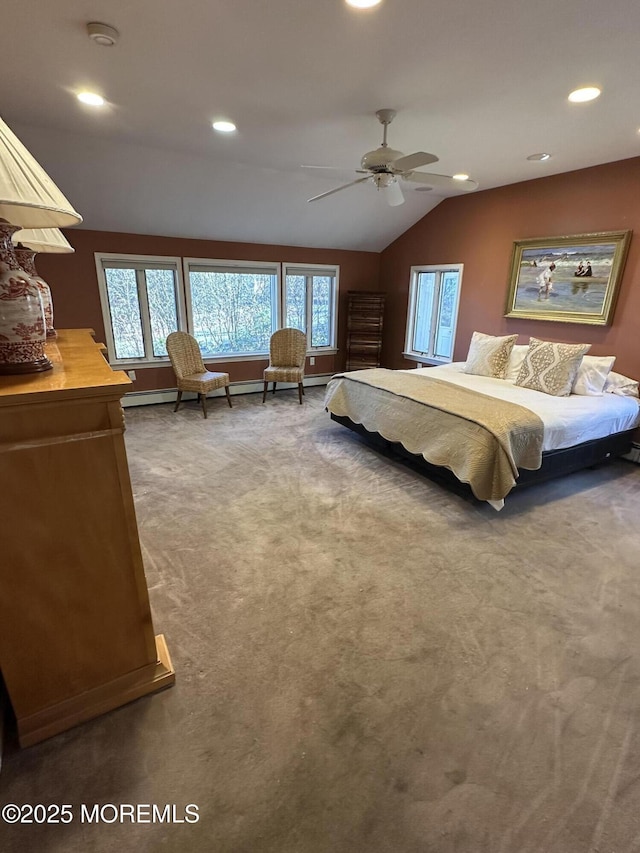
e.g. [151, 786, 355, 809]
[307, 109, 478, 207]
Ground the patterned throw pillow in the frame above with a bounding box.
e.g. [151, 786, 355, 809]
[463, 331, 519, 379]
[515, 338, 591, 397]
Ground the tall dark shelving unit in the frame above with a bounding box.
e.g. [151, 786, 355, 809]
[345, 291, 386, 371]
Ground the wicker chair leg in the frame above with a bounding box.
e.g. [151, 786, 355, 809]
[272, 382, 277, 395]
[262, 380, 268, 403]
[225, 386, 232, 408]
[174, 390, 183, 412]
[298, 382, 303, 404]
[200, 393, 208, 419]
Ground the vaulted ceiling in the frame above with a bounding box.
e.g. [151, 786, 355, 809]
[4, 0, 640, 252]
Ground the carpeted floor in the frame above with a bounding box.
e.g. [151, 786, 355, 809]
[1, 386, 640, 853]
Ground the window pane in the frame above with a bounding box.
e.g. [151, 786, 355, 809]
[104, 268, 144, 359]
[434, 271, 460, 359]
[412, 272, 435, 353]
[145, 269, 179, 357]
[285, 275, 306, 332]
[189, 270, 275, 355]
[311, 276, 332, 347]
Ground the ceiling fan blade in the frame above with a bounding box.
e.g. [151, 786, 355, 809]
[307, 176, 370, 203]
[404, 172, 479, 192]
[385, 180, 404, 207]
[392, 151, 439, 171]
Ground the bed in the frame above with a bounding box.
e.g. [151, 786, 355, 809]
[324, 361, 640, 510]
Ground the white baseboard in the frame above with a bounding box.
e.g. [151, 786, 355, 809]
[122, 374, 332, 408]
[623, 442, 640, 464]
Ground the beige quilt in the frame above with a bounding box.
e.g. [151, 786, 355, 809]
[324, 369, 544, 502]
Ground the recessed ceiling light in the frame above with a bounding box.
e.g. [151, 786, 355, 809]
[527, 153, 551, 161]
[453, 173, 469, 181]
[212, 120, 236, 133]
[568, 86, 601, 103]
[77, 92, 105, 107]
[345, 0, 383, 8]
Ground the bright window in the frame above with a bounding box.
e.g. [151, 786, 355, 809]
[185, 261, 279, 357]
[404, 264, 463, 363]
[95, 255, 184, 364]
[283, 265, 338, 350]
[95, 254, 339, 365]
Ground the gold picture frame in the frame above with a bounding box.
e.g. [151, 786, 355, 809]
[504, 230, 632, 325]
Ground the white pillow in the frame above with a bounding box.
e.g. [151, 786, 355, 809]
[572, 355, 616, 396]
[463, 331, 518, 379]
[505, 345, 528, 382]
[604, 371, 640, 398]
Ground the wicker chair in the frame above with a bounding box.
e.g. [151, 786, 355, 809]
[262, 328, 307, 404]
[166, 331, 232, 419]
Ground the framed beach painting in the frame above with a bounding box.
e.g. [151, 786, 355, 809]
[504, 230, 632, 325]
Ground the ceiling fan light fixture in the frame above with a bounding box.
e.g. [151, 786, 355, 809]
[373, 173, 394, 189]
[385, 181, 404, 207]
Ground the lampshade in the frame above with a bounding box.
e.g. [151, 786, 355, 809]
[0, 117, 83, 229]
[12, 227, 75, 253]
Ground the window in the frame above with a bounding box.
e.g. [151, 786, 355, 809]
[184, 260, 280, 357]
[95, 253, 339, 365]
[95, 255, 184, 364]
[283, 265, 338, 351]
[184, 260, 338, 359]
[404, 264, 463, 363]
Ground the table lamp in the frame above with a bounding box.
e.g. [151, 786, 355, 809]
[0, 116, 82, 373]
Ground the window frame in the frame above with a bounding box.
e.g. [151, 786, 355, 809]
[282, 263, 339, 353]
[404, 263, 463, 365]
[95, 253, 186, 367]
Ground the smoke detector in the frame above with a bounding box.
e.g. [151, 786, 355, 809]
[87, 22, 119, 47]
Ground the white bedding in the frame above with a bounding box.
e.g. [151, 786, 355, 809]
[407, 364, 640, 451]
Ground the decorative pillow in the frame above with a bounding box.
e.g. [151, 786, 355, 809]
[463, 331, 518, 379]
[604, 371, 640, 398]
[515, 338, 591, 397]
[505, 345, 529, 382]
[572, 355, 616, 396]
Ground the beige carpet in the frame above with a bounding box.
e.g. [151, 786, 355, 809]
[1, 386, 640, 853]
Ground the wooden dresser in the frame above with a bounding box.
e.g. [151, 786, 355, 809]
[0, 329, 174, 747]
[345, 291, 386, 370]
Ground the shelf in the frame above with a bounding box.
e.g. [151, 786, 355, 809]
[346, 292, 385, 372]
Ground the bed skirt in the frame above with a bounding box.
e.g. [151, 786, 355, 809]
[330, 413, 635, 504]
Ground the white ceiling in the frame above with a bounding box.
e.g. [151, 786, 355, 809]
[4, 0, 640, 252]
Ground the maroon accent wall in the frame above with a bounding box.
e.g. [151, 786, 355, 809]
[35, 230, 380, 393]
[380, 157, 640, 379]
